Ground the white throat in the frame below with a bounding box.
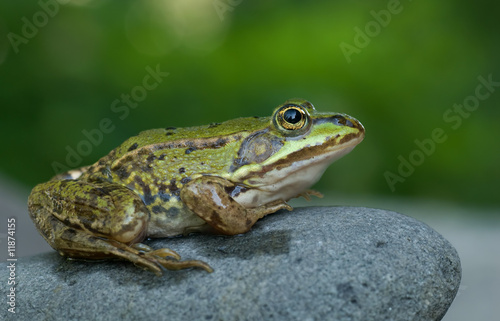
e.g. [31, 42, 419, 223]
[233, 143, 357, 208]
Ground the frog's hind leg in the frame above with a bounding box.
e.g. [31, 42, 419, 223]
[40, 215, 211, 275]
[28, 180, 212, 275]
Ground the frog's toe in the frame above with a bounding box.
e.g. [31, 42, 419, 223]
[130, 244, 212, 273]
[149, 248, 181, 260]
[131, 243, 155, 252]
[132, 243, 181, 260]
[296, 189, 324, 201]
[145, 254, 214, 273]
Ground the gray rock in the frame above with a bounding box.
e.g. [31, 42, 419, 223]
[2, 207, 461, 321]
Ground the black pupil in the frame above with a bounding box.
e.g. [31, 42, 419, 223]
[283, 108, 302, 124]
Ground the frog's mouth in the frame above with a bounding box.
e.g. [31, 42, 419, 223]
[233, 134, 364, 208]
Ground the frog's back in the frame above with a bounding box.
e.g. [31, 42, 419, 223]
[75, 116, 269, 213]
[112, 116, 270, 159]
[106, 116, 269, 176]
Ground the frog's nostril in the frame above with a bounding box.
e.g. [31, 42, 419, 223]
[332, 115, 354, 127]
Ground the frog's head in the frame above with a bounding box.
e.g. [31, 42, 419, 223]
[230, 99, 365, 207]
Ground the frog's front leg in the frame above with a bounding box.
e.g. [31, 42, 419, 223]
[28, 180, 212, 275]
[181, 176, 292, 235]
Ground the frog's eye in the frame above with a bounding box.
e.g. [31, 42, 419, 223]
[273, 104, 311, 136]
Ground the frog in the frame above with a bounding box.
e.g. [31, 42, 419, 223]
[28, 99, 365, 276]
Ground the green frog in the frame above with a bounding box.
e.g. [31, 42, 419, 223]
[28, 99, 364, 275]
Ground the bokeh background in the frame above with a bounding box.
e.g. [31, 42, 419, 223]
[0, 1, 498, 320]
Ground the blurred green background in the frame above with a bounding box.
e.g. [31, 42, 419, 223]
[1, 0, 499, 211]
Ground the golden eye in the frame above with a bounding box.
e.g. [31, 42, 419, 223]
[277, 106, 307, 130]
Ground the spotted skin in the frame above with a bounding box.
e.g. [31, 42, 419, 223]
[28, 99, 364, 275]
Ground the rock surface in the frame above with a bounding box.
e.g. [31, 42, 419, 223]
[1, 207, 461, 320]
